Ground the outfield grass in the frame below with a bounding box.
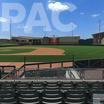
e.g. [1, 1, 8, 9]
[0, 48, 34, 54]
[0, 45, 104, 62]
[0, 42, 17, 46]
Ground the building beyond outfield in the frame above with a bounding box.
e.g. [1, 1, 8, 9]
[11, 36, 80, 45]
[2, 32, 104, 45]
[92, 32, 104, 45]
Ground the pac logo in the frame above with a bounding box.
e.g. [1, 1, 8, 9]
[0, 2, 77, 33]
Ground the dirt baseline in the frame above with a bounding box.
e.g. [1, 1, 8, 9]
[0, 62, 73, 69]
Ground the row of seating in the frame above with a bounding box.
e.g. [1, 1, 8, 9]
[0, 81, 103, 90]
[0, 81, 103, 104]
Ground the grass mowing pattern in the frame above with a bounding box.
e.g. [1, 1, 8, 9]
[0, 45, 104, 62]
[0, 49, 35, 54]
[0, 42, 17, 46]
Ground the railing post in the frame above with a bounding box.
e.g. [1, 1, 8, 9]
[0, 69, 1, 79]
[61, 62, 63, 68]
[72, 55, 75, 68]
[36, 64, 39, 78]
[24, 56, 26, 77]
[50, 63, 52, 68]
[70, 69, 72, 79]
[14, 66, 17, 79]
[37, 64, 39, 69]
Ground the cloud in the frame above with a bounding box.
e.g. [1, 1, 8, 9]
[0, 17, 8, 23]
[48, 1, 77, 12]
[91, 14, 100, 18]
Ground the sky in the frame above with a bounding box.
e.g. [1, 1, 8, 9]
[0, 0, 104, 39]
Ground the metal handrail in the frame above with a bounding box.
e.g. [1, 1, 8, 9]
[1, 68, 16, 79]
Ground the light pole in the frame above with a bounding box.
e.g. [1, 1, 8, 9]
[98, 20, 101, 33]
[72, 25, 74, 45]
[98, 20, 101, 44]
[9, 18, 12, 40]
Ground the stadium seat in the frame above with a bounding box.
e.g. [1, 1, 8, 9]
[64, 90, 87, 104]
[0, 90, 16, 104]
[30, 82, 44, 92]
[16, 82, 30, 90]
[17, 90, 40, 104]
[61, 82, 74, 92]
[0, 82, 15, 91]
[45, 82, 60, 90]
[42, 90, 63, 104]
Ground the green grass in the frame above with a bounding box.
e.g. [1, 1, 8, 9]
[0, 48, 34, 54]
[0, 45, 104, 62]
[0, 42, 17, 46]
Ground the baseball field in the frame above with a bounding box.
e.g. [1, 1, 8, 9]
[0, 45, 104, 63]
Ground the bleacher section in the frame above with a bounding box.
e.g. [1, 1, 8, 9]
[0, 80, 104, 104]
[1, 60, 104, 103]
